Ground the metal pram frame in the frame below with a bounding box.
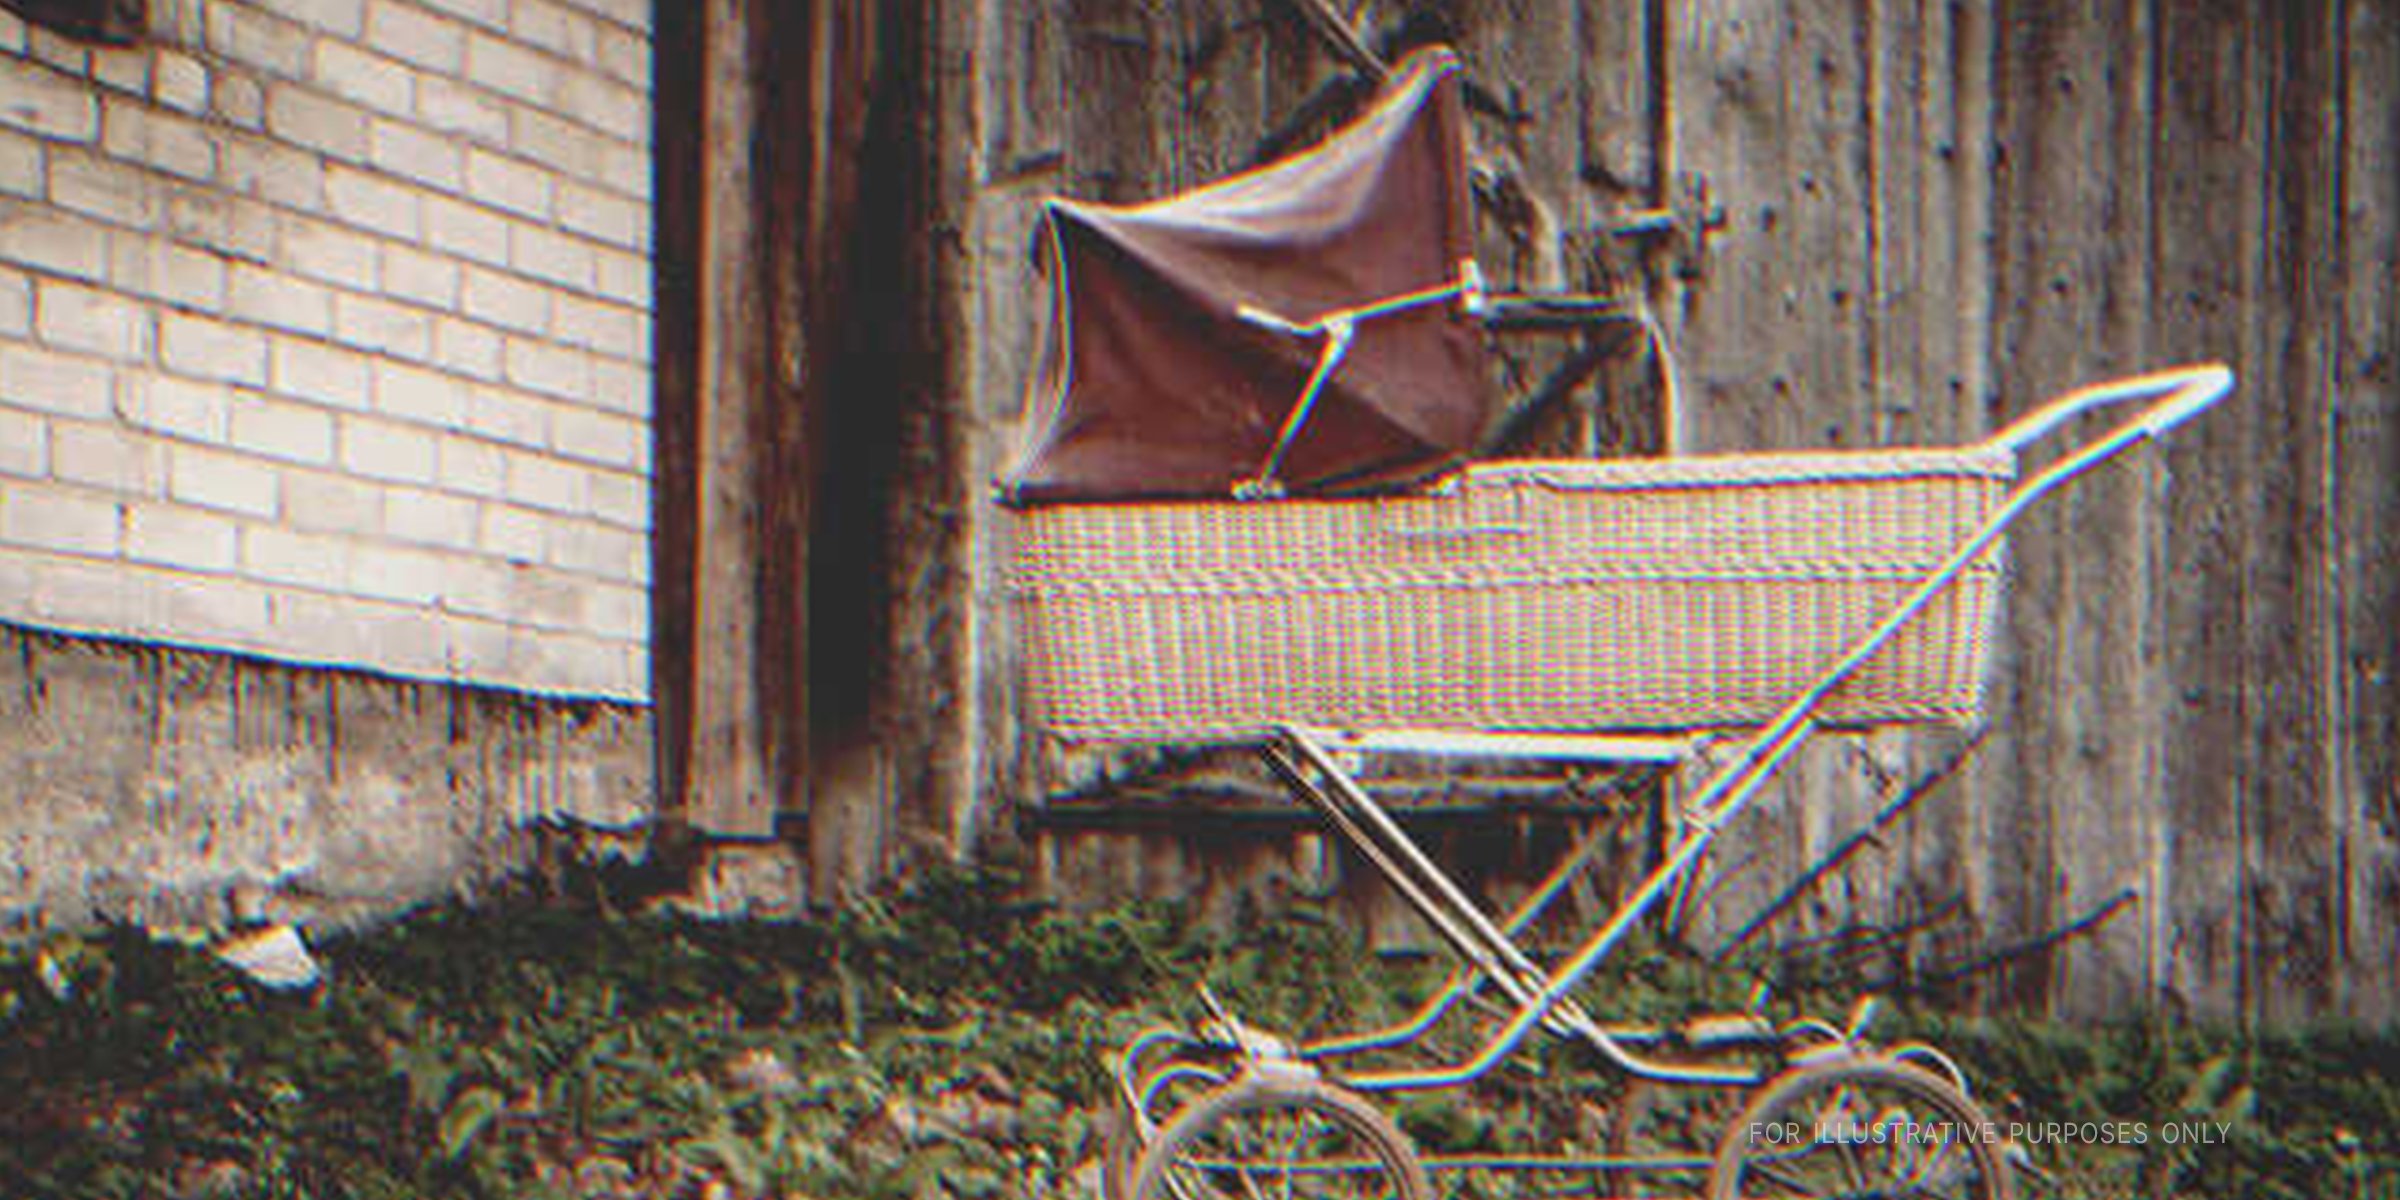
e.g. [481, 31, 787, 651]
[1077, 363, 2235, 1200]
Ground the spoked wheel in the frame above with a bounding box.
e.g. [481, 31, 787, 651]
[1130, 1074, 1432, 1200]
[1708, 1059, 2014, 1200]
[1102, 1056, 1235, 1200]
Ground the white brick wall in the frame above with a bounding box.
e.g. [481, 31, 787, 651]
[0, 0, 651, 700]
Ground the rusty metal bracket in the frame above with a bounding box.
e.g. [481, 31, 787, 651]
[1606, 172, 1727, 281]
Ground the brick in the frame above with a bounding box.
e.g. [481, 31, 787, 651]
[126, 502, 239, 571]
[278, 215, 378, 289]
[585, 465, 643, 527]
[431, 315, 500, 378]
[503, 335, 583, 399]
[557, 181, 639, 248]
[52, 420, 165, 494]
[461, 264, 548, 332]
[424, 193, 509, 264]
[509, 221, 592, 290]
[101, 100, 217, 182]
[476, 500, 540, 558]
[465, 382, 546, 445]
[252, 0, 367, 36]
[552, 292, 638, 359]
[0, 55, 98, 142]
[227, 263, 334, 336]
[372, 359, 466, 424]
[159, 573, 276, 646]
[600, 140, 646, 199]
[338, 413, 436, 482]
[0, 403, 43, 477]
[348, 541, 444, 603]
[555, 71, 643, 143]
[120, 373, 229, 440]
[26, 556, 138, 631]
[206, 4, 310, 76]
[465, 147, 550, 218]
[171, 444, 279, 516]
[420, 0, 506, 28]
[312, 38, 411, 112]
[549, 403, 637, 467]
[212, 72, 266, 130]
[415, 74, 508, 143]
[333, 293, 432, 359]
[275, 590, 442, 673]
[584, 581, 645, 638]
[265, 84, 368, 161]
[383, 484, 477, 547]
[0, 126, 41, 197]
[269, 335, 371, 409]
[0, 486, 118, 555]
[383, 243, 460, 309]
[503, 447, 581, 511]
[91, 47, 149, 95]
[562, 0, 649, 32]
[36, 278, 148, 360]
[229, 395, 335, 464]
[166, 189, 277, 264]
[508, 105, 608, 185]
[0, 343, 111, 419]
[0, 265, 24, 333]
[325, 164, 420, 238]
[281, 469, 382, 534]
[107, 237, 226, 312]
[242, 525, 347, 590]
[0, 209, 105, 280]
[0, 265, 26, 333]
[439, 551, 508, 616]
[369, 119, 464, 191]
[545, 517, 638, 579]
[28, 27, 88, 76]
[222, 137, 326, 211]
[161, 313, 269, 385]
[365, 0, 466, 72]
[513, 0, 597, 62]
[503, 564, 583, 630]
[592, 246, 648, 307]
[587, 354, 644, 416]
[468, 32, 561, 107]
[592, 23, 647, 88]
[436, 431, 504, 495]
[48, 150, 161, 228]
[154, 52, 210, 114]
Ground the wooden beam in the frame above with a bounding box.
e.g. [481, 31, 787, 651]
[653, 0, 784, 839]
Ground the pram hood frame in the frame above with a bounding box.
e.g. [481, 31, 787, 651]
[1001, 47, 1494, 503]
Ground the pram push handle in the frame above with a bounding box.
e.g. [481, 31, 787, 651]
[1987, 363, 2234, 453]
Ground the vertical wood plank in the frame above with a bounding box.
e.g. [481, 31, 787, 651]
[666, 0, 777, 838]
[1992, 0, 2166, 1021]
[2156, 0, 2266, 1023]
[2334, 0, 2400, 1021]
[2246, 0, 2343, 1023]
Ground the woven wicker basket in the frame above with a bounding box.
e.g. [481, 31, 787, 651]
[1009, 449, 2015, 741]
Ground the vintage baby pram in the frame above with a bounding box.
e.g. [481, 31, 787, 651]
[1000, 46, 2231, 1200]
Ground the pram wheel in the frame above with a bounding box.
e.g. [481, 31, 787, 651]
[1707, 1059, 2013, 1200]
[1102, 1056, 1235, 1200]
[1130, 1074, 1431, 1200]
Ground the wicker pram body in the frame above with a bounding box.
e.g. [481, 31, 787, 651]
[1010, 448, 2012, 741]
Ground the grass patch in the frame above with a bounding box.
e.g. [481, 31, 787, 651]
[1, 864, 2392, 1198]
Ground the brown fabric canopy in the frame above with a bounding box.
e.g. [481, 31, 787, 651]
[1001, 47, 1492, 503]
